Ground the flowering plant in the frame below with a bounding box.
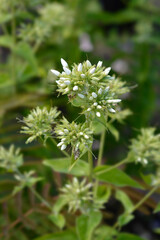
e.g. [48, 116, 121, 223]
[0, 59, 160, 240]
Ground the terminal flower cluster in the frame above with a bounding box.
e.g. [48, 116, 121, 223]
[60, 177, 93, 213]
[21, 106, 60, 143]
[51, 59, 129, 118]
[0, 145, 23, 172]
[129, 128, 160, 166]
[55, 117, 93, 157]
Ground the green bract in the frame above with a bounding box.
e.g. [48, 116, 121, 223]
[55, 117, 93, 158]
[0, 145, 23, 172]
[129, 128, 160, 166]
[21, 106, 60, 143]
[51, 59, 129, 118]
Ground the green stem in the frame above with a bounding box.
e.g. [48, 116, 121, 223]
[30, 187, 52, 210]
[94, 130, 106, 197]
[130, 184, 158, 213]
[114, 184, 159, 230]
[11, 3, 16, 92]
[88, 150, 93, 181]
[95, 158, 129, 176]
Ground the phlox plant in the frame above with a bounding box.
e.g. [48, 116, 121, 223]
[0, 59, 160, 240]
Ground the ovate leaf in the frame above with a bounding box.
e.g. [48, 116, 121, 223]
[94, 165, 143, 189]
[76, 210, 102, 240]
[43, 158, 89, 176]
[49, 213, 65, 229]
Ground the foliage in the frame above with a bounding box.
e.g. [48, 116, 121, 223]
[0, 0, 160, 239]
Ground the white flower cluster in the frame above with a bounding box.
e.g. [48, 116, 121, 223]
[51, 59, 128, 118]
[61, 177, 93, 213]
[55, 117, 93, 157]
[129, 128, 160, 166]
[0, 145, 23, 172]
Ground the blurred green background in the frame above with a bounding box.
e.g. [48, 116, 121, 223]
[0, 0, 160, 239]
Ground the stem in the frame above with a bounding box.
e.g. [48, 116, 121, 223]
[94, 130, 106, 197]
[114, 184, 159, 230]
[97, 130, 106, 166]
[11, 3, 17, 92]
[88, 150, 93, 181]
[95, 158, 129, 176]
[130, 185, 158, 213]
[30, 187, 52, 210]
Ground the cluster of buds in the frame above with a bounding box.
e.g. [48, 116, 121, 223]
[21, 106, 60, 143]
[51, 59, 129, 118]
[129, 128, 160, 166]
[60, 177, 93, 213]
[55, 117, 93, 158]
[0, 145, 23, 172]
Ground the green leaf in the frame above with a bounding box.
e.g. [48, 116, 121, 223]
[76, 210, 102, 240]
[106, 122, 119, 141]
[94, 166, 143, 189]
[117, 233, 146, 240]
[154, 202, 160, 213]
[49, 213, 65, 229]
[96, 185, 111, 205]
[14, 42, 38, 71]
[117, 213, 134, 227]
[94, 225, 117, 240]
[43, 158, 89, 176]
[34, 230, 77, 240]
[53, 196, 68, 214]
[115, 190, 133, 212]
[0, 36, 14, 48]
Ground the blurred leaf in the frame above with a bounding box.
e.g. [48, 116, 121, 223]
[96, 185, 111, 205]
[0, 35, 14, 48]
[94, 166, 143, 189]
[43, 158, 89, 176]
[94, 225, 117, 240]
[117, 233, 146, 240]
[76, 210, 102, 240]
[117, 213, 134, 227]
[115, 190, 133, 212]
[106, 123, 119, 141]
[154, 202, 160, 213]
[53, 196, 68, 214]
[34, 230, 77, 240]
[49, 213, 65, 229]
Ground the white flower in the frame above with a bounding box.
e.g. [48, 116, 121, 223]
[81, 74, 85, 78]
[105, 67, 111, 75]
[92, 92, 97, 98]
[78, 63, 82, 72]
[97, 105, 102, 109]
[64, 80, 71, 85]
[51, 69, 60, 76]
[73, 86, 79, 91]
[97, 61, 103, 68]
[63, 67, 71, 75]
[86, 60, 91, 67]
[89, 68, 96, 74]
[61, 144, 67, 151]
[78, 93, 85, 98]
[61, 58, 68, 67]
[98, 88, 102, 95]
[96, 112, 101, 117]
[109, 108, 116, 113]
[84, 135, 89, 139]
[107, 99, 121, 103]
